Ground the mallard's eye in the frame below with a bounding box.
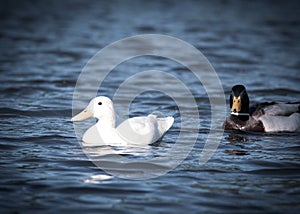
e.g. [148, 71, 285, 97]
[98, 102, 102, 105]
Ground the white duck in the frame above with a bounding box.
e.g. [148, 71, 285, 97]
[71, 96, 174, 146]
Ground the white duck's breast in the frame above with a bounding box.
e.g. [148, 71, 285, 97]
[82, 125, 102, 145]
[82, 124, 126, 146]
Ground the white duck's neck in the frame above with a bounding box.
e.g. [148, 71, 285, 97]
[96, 111, 116, 128]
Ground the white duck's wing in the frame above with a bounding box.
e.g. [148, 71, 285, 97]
[116, 114, 174, 145]
[116, 116, 156, 145]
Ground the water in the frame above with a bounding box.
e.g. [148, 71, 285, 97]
[1, 0, 300, 213]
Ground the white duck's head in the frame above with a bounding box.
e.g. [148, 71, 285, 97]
[71, 96, 116, 126]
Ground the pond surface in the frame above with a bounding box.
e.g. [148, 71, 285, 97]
[1, 0, 300, 213]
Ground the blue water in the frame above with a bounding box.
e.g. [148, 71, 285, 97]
[1, 0, 300, 213]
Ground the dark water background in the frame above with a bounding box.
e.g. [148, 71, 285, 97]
[1, 0, 300, 213]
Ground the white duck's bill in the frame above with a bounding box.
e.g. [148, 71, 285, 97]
[71, 109, 93, 122]
[231, 112, 250, 116]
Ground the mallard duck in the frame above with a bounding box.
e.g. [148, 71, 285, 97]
[224, 85, 300, 132]
[71, 96, 174, 146]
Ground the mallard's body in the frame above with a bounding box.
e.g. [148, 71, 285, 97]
[224, 85, 300, 132]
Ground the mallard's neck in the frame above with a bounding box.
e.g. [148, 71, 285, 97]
[238, 115, 249, 121]
[231, 112, 250, 121]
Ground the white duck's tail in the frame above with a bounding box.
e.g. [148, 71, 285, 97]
[157, 116, 174, 135]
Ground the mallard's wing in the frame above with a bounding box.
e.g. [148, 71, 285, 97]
[252, 102, 299, 117]
[259, 113, 300, 132]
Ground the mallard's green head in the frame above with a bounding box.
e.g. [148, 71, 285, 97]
[230, 85, 250, 120]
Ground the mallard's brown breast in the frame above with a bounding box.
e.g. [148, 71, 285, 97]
[224, 115, 265, 132]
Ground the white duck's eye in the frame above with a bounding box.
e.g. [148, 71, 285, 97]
[98, 102, 102, 105]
